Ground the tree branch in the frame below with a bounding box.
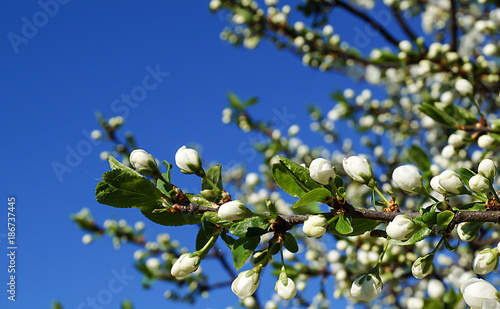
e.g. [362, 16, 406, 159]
[390, 7, 420, 46]
[449, 0, 458, 52]
[333, 0, 400, 47]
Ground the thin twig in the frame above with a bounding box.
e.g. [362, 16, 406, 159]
[449, 0, 458, 51]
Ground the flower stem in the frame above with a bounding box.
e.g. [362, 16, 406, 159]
[373, 186, 390, 206]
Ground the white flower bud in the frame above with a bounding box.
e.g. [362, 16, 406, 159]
[386, 215, 416, 241]
[171, 253, 201, 278]
[275, 277, 297, 300]
[483, 43, 498, 56]
[412, 255, 434, 279]
[461, 278, 499, 309]
[436, 170, 464, 195]
[427, 279, 445, 299]
[82, 234, 93, 244]
[478, 134, 497, 150]
[457, 222, 480, 242]
[441, 145, 455, 159]
[473, 248, 499, 275]
[479, 159, 497, 182]
[399, 40, 412, 52]
[407, 297, 424, 309]
[91, 130, 102, 140]
[350, 273, 382, 302]
[209, 0, 221, 10]
[455, 79, 474, 96]
[342, 156, 373, 184]
[469, 174, 490, 193]
[231, 268, 261, 299]
[309, 158, 336, 185]
[175, 146, 202, 174]
[322, 25, 334, 36]
[129, 149, 160, 176]
[303, 215, 328, 238]
[218, 200, 252, 222]
[448, 133, 466, 148]
[146, 257, 161, 270]
[392, 165, 423, 194]
[245, 173, 259, 186]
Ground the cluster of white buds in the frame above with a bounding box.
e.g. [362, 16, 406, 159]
[430, 170, 465, 195]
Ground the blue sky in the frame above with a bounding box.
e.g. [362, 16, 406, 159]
[0, 1, 415, 308]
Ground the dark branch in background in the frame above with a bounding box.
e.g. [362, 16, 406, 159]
[390, 7, 422, 48]
[449, 0, 458, 52]
[457, 124, 500, 135]
[333, 0, 400, 47]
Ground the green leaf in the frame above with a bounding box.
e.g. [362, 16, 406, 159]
[388, 227, 432, 245]
[408, 145, 430, 171]
[202, 164, 223, 191]
[283, 232, 299, 253]
[140, 205, 201, 226]
[460, 167, 476, 187]
[293, 188, 333, 209]
[202, 211, 234, 229]
[230, 217, 270, 238]
[108, 155, 141, 176]
[444, 238, 459, 251]
[443, 103, 477, 125]
[437, 211, 454, 231]
[228, 92, 244, 110]
[452, 202, 484, 211]
[96, 170, 162, 209]
[121, 300, 133, 309]
[266, 199, 278, 219]
[196, 221, 220, 251]
[272, 156, 322, 198]
[335, 214, 354, 235]
[419, 103, 458, 127]
[329, 218, 381, 237]
[221, 231, 236, 249]
[232, 236, 260, 270]
[420, 203, 438, 226]
[423, 299, 444, 309]
[244, 96, 258, 107]
[187, 194, 216, 208]
[334, 175, 344, 189]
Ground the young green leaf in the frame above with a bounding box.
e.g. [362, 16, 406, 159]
[202, 164, 223, 191]
[388, 227, 432, 245]
[230, 217, 270, 238]
[329, 218, 381, 237]
[436, 211, 454, 231]
[272, 156, 322, 198]
[283, 232, 299, 253]
[293, 188, 333, 209]
[408, 145, 430, 171]
[419, 103, 458, 127]
[232, 236, 260, 270]
[335, 214, 354, 235]
[459, 167, 476, 187]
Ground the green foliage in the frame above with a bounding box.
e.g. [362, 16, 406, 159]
[272, 155, 322, 198]
[283, 232, 299, 253]
[230, 217, 270, 238]
[419, 103, 458, 127]
[232, 236, 260, 270]
[202, 164, 223, 191]
[329, 218, 381, 237]
[293, 188, 333, 208]
[388, 227, 432, 246]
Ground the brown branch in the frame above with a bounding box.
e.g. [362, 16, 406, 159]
[457, 124, 500, 135]
[333, 0, 400, 47]
[449, 0, 458, 52]
[390, 7, 420, 46]
[182, 201, 500, 227]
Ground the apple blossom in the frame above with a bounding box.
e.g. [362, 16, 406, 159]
[302, 215, 328, 238]
[275, 268, 297, 300]
[455, 78, 474, 96]
[473, 248, 499, 275]
[129, 149, 160, 176]
[386, 215, 416, 241]
[479, 159, 497, 183]
[469, 174, 490, 193]
[218, 200, 253, 222]
[412, 255, 434, 279]
[432, 170, 464, 195]
[457, 222, 480, 242]
[478, 134, 497, 150]
[350, 273, 382, 302]
[461, 278, 499, 308]
[448, 133, 466, 148]
[231, 267, 261, 299]
[392, 165, 423, 194]
[175, 146, 203, 175]
[171, 252, 201, 279]
[309, 158, 336, 185]
[342, 156, 373, 184]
